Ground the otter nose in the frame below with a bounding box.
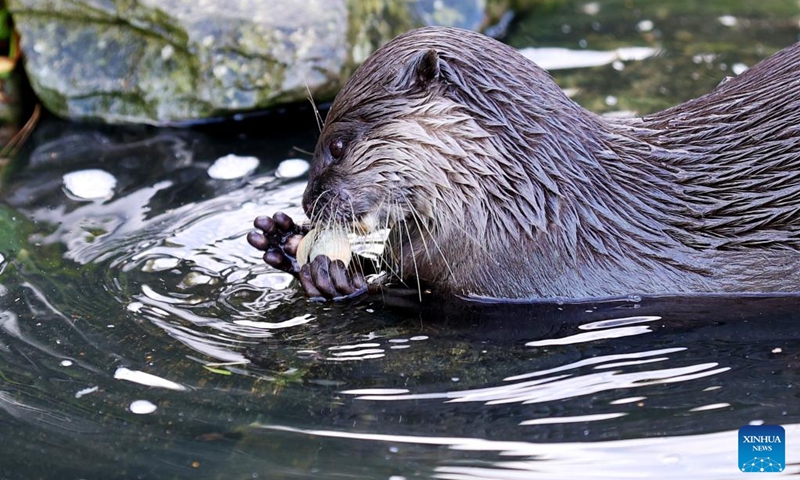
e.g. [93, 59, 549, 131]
[302, 182, 353, 221]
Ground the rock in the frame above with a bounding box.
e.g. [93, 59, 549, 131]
[7, 0, 509, 125]
[8, 0, 348, 125]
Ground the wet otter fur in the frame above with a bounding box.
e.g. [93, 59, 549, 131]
[254, 26, 800, 300]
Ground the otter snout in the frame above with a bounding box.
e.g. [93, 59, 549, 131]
[302, 178, 354, 224]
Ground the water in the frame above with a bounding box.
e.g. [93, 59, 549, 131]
[2, 2, 800, 479]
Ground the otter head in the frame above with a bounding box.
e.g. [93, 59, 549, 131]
[302, 28, 578, 240]
[302, 45, 462, 237]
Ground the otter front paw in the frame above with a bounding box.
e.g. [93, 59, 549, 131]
[247, 212, 309, 274]
[299, 255, 368, 301]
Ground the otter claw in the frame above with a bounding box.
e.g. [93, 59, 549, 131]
[253, 215, 276, 234]
[248, 212, 309, 275]
[329, 259, 352, 292]
[330, 286, 369, 302]
[249, 213, 364, 301]
[310, 255, 338, 297]
[298, 255, 368, 301]
[298, 264, 324, 298]
[263, 249, 292, 272]
[273, 211, 295, 232]
[246, 230, 268, 250]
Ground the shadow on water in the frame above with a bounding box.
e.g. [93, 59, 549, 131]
[2, 1, 800, 478]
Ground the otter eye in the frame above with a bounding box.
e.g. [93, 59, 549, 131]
[329, 138, 345, 160]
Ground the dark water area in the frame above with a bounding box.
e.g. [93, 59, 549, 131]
[2, 2, 800, 479]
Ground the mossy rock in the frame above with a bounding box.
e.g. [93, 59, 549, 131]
[8, 0, 518, 125]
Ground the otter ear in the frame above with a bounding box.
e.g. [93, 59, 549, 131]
[396, 49, 441, 90]
[415, 49, 440, 85]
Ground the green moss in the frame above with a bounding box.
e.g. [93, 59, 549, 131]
[0, 203, 67, 275]
[346, 0, 413, 65]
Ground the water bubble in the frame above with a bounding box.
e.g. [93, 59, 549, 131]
[208, 154, 259, 180]
[75, 386, 98, 399]
[63, 169, 117, 201]
[732, 63, 748, 75]
[130, 400, 158, 415]
[636, 20, 654, 32]
[275, 158, 310, 179]
[582, 2, 600, 15]
[127, 302, 144, 313]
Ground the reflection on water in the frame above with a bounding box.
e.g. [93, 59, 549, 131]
[2, 2, 800, 478]
[338, 344, 728, 405]
[258, 424, 800, 480]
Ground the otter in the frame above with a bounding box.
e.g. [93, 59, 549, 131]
[248, 26, 800, 301]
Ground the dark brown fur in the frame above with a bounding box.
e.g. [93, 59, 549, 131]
[302, 27, 800, 300]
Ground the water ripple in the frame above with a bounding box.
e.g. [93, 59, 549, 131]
[340, 344, 730, 407]
[256, 424, 800, 479]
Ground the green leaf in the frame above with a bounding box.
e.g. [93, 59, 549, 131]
[203, 366, 232, 376]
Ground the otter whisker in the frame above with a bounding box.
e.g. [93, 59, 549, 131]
[399, 208, 423, 302]
[373, 194, 403, 281]
[344, 195, 369, 280]
[309, 188, 332, 225]
[388, 191, 405, 281]
[403, 196, 457, 283]
[401, 196, 432, 261]
[388, 197, 409, 280]
[328, 200, 339, 231]
[306, 84, 324, 133]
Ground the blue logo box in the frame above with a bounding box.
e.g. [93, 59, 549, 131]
[738, 425, 785, 472]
